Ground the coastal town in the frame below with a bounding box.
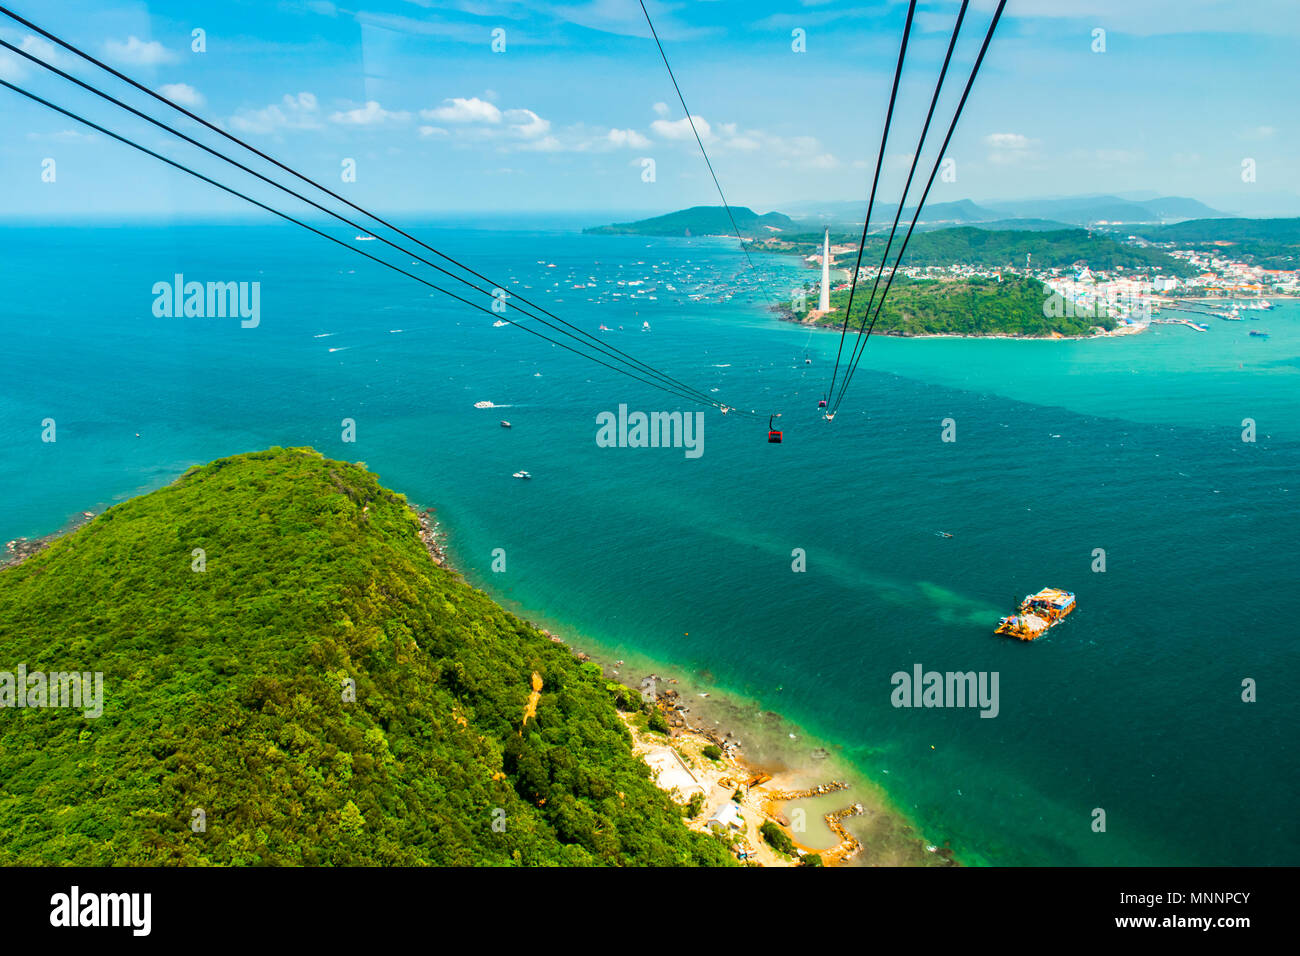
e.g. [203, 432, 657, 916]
[799, 232, 1299, 336]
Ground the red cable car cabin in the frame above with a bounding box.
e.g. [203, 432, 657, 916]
[767, 415, 783, 443]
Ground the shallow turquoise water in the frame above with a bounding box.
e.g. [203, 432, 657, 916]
[2, 221, 1295, 866]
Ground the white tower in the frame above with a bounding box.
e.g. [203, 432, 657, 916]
[818, 228, 831, 312]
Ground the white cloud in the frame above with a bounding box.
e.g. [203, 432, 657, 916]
[652, 101, 670, 117]
[157, 83, 204, 108]
[103, 36, 176, 67]
[984, 132, 1032, 150]
[418, 125, 448, 138]
[421, 97, 501, 124]
[229, 92, 322, 134]
[651, 115, 711, 141]
[0, 49, 22, 82]
[606, 128, 650, 148]
[329, 100, 411, 125]
[503, 108, 550, 139]
[20, 35, 59, 64]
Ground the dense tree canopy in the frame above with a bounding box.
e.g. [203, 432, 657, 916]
[811, 276, 1117, 337]
[0, 447, 733, 867]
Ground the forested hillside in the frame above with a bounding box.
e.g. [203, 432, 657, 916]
[0, 447, 732, 867]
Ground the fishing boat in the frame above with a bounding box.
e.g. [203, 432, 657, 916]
[512, 471, 531, 480]
[995, 588, 1076, 641]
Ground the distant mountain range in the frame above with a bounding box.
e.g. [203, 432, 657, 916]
[780, 194, 1224, 228]
[582, 196, 1290, 247]
[981, 195, 1223, 224]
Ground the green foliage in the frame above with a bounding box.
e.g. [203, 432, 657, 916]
[770, 226, 1192, 275]
[684, 792, 705, 819]
[0, 447, 733, 867]
[814, 276, 1116, 337]
[646, 709, 669, 735]
[606, 682, 640, 711]
[1139, 217, 1300, 269]
[701, 744, 722, 761]
[760, 821, 795, 856]
[802, 853, 824, 867]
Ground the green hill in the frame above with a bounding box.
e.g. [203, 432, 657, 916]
[801, 276, 1117, 337]
[0, 447, 732, 867]
[584, 205, 795, 237]
[1138, 217, 1300, 268]
[761, 226, 1192, 275]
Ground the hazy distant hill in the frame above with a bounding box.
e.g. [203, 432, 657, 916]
[983, 195, 1222, 224]
[1147, 217, 1300, 243]
[783, 198, 999, 226]
[584, 205, 795, 237]
[934, 218, 1073, 233]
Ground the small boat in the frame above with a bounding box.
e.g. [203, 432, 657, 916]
[1249, 330, 1269, 337]
[935, 531, 953, 538]
[354, 234, 377, 241]
[500, 420, 512, 428]
[995, 588, 1076, 641]
[598, 323, 612, 332]
[641, 321, 651, 332]
[512, 471, 531, 480]
[492, 319, 509, 327]
[473, 401, 495, 409]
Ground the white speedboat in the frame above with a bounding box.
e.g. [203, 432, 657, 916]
[512, 470, 531, 480]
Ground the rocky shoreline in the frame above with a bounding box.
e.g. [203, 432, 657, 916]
[2, 511, 97, 569]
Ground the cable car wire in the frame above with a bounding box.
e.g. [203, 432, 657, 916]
[824, 0, 917, 406]
[0, 80, 740, 414]
[0, 4, 750, 416]
[637, 0, 760, 276]
[830, 0, 969, 409]
[831, 0, 1007, 414]
[0, 36, 729, 414]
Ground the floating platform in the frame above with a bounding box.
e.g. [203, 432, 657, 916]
[995, 588, 1076, 641]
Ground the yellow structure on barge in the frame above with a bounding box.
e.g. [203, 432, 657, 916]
[995, 588, 1076, 641]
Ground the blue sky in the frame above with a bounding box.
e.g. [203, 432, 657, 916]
[1, 0, 1298, 219]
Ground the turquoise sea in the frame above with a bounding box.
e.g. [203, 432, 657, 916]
[2, 220, 1296, 866]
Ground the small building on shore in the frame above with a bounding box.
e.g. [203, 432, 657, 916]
[707, 802, 745, 832]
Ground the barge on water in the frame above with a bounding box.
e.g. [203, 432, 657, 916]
[995, 588, 1076, 641]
